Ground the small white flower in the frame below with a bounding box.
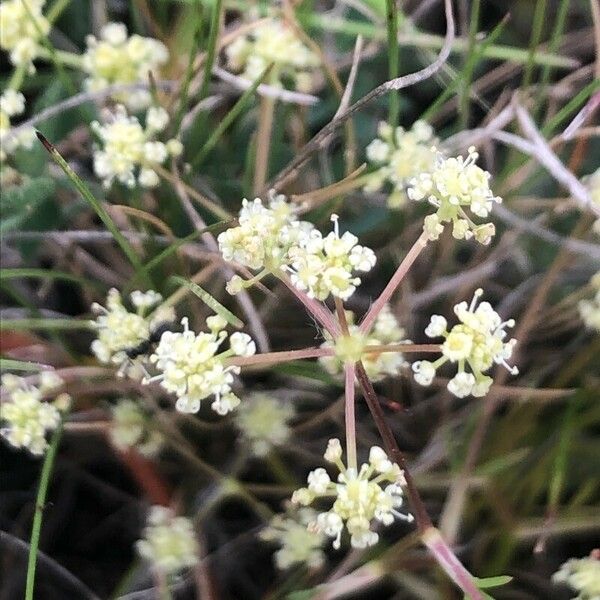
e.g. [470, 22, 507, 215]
[412, 289, 518, 398]
[148, 316, 254, 415]
[552, 553, 600, 600]
[324, 438, 343, 463]
[83, 22, 169, 110]
[0, 373, 69, 456]
[291, 439, 412, 550]
[234, 393, 294, 456]
[109, 399, 163, 457]
[136, 506, 199, 575]
[225, 18, 319, 91]
[146, 106, 169, 132]
[364, 120, 439, 208]
[0, 90, 35, 161]
[260, 507, 326, 570]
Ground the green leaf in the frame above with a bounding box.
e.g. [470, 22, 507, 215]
[473, 575, 513, 589]
[170, 276, 244, 328]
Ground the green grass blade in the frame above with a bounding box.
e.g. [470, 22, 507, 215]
[385, 0, 400, 127]
[197, 0, 223, 103]
[0, 268, 99, 288]
[170, 275, 244, 328]
[0, 359, 50, 371]
[0, 319, 94, 331]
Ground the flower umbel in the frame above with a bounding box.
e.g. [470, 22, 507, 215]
[109, 399, 163, 457]
[0, 90, 36, 161]
[578, 272, 600, 332]
[234, 392, 294, 456]
[136, 506, 199, 576]
[92, 104, 181, 188]
[83, 22, 169, 110]
[407, 146, 501, 244]
[0, 0, 50, 72]
[365, 120, 438, 209]
[412, 289, 518, 398]
[292, 439, 412, 549]
[319, 304, 410, 382]
[552, 552, 600, 600]
[225, 18, 319, 92]
[260, 506, 326, 570]
[0, 373, 70, 455]
[148, 316, 255, 415]
[90, 288, 175, 376]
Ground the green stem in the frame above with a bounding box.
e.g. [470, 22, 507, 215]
[197, 0, 223, 103]
[25, 419, 65, 600]
[522, 0, 548, 91]
[386, 0, 400, 127]
[459, 0, 481, 128]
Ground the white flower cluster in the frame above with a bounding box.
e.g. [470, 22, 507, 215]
[412, 289, 518, 398]
[319, 304, 410, 382]
[219, 197, 376, 301]
[0, 0, 50, 72]
[0, 90, 36, 161]
[260, 507, 326, 570]
[408, 146, 500, 244]
[217, 194, 312, 291]
[92, 104, 182, 188]
[292, 439, 412, 549]
[148, 316, 255, 415]
[552, 553, 600, 600]
[109, 398, 163, 457]
[0, 372, 70, 455]
[579, 272, 600, 332]
[90, 288, 175, 375]
[136, 506, 199, 576]
[225, 18, 319, 92]
[287, 214, 376, 301]
[365, 120, 439, 208]
[234, 392, 294, 456]
[83, 22, 169, 110]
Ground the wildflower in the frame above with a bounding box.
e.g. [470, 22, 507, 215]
[91, 104, 180, 188]
[319, 304, 410, 381]
[0, 90, 36, 161]
[365, 121, 439, 208]
[109, 399, 163, 457]
[234, 393, 294, 456]
[291, 439, 412, 549]
[260, 507, 326, 570]
[136, 506, 199, 576]
[0, 373, 70, 455]
[412, 289, 518, 398]
[148, 316, 255, 415]
[578, 272, 600, 332]
[83, 22, 169, 110]
[552, 552, 600, 600]
[287, 215, 376, 301]
[0, 0, 50, 72]
[225, 18, 319, 92]
[407, 146, 501, 244]
[90, 288, 175, 375]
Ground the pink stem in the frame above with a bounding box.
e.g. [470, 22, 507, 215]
[360, 232, 428, 334]
[228, 346, 334, 367]
[344, 363, 357, 470]
[422, 528, 483, 600]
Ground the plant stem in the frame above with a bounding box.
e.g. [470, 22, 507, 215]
[25, 419, 65, 600]
[227, 346, 334, 367]
[360, 232, 428, 334]
[354, 361, 482, 600]
[386, 0, 400, 127]
[344, 363, 358, 470]
[254, 81, 277, 194]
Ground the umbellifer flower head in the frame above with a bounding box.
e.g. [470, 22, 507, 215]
[0, 0, 50, 72]
[225, 18, 320, 92]
[90, 288, 175, 376]
[234, 392, 294, 456]
[260, 506, 326, 570]
[579, 272, 600, 332]
[136, 506, 199, 576]
[148, 316, 255, 415]
[287, 215, 376, 301]
[109, 398, 163, 457]
[365, 120, 439, 208]
[0, 372, 70, 455]
[552, 552, 600, 600]
[407, 146, 501, 244]
[0, 90, 36, 161]
[291, 439, 412, 549]
[92, 104, 181, 188]
[83, 22, 169, 110]
[319, 304, 410, 381]
[412, 289, 518, 398]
